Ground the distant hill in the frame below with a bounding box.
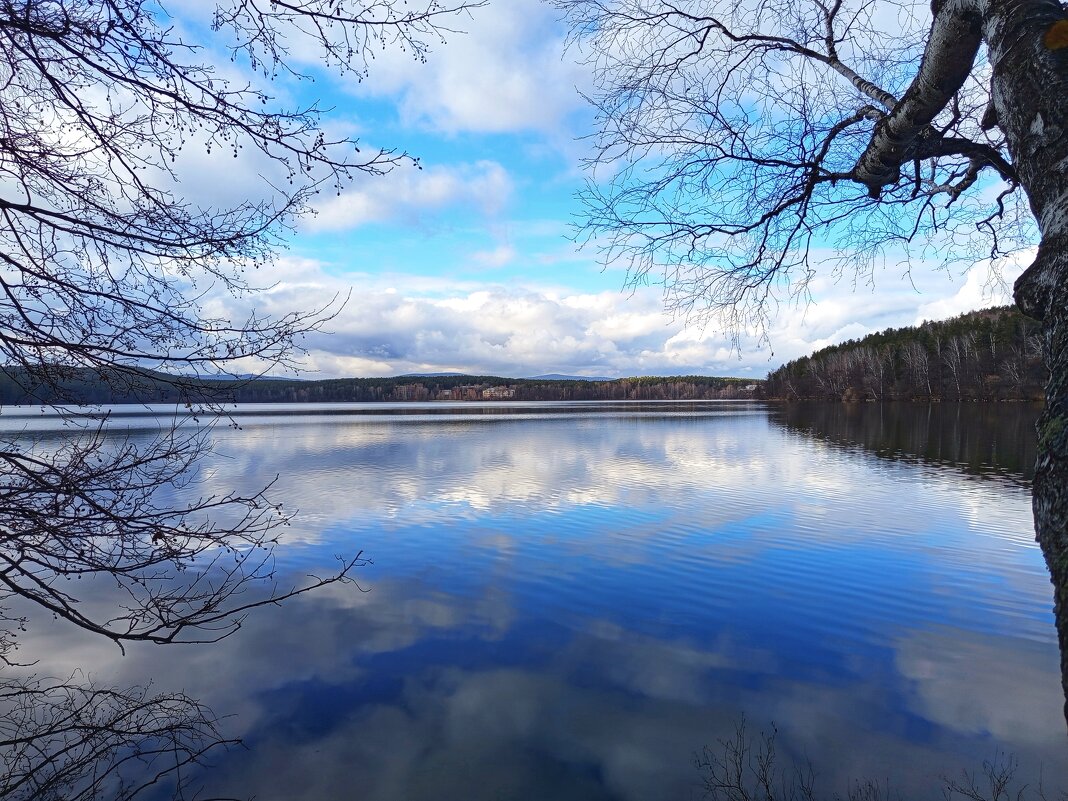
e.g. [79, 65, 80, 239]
[766, 306, 1045, 401]
[528, 373, 616, 381]
[400, 372, 618, 381]
[396, 372, 469, 378]
[194, 372, 306, 382]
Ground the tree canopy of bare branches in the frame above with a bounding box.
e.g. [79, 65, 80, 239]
[697, 719, 1062, 801]
[0, 0, 481, 388]
[0, 0, 478, 795]
[0, 0, 480, 650]
[557, 0, 1068, 724]
[556, 0, 1034, 331]
[0, 673, 240, 801]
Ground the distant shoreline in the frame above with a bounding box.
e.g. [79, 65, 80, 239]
[0, 369, 765, 406]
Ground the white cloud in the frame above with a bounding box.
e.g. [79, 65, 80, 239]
[914, 256, 1028, 324]
[305, 289, 747, 377]
[307, 160, 512, 231]
[351, 0, 589, 135]
[204, 246, 1029, 380]
[471, 244, 516, 268]
[206, 258, 755, 377]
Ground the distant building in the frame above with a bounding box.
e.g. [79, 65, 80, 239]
[482, 386, 515, 400]
[393, 383, 428, 401]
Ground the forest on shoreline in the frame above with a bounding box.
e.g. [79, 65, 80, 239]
[765, 306, 1046, 402]
[1, 306, 1046, 407]
[0, 369, 761, 405]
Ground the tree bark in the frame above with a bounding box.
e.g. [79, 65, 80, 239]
[983, 0, 1068, 730]
[1034, 287, 1068, 731]
[855, 0, 1068, 727]
[853, 0, 984, 194]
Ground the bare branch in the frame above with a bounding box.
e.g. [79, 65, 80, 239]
[852, 0, 985, 195]
[0, 673, 242, 801]
[557, 0, 1028, 331]
[0, 0, 467, 659]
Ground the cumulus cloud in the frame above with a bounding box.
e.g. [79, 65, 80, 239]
[205, 250, 1030, 380]
[306, 160, 512, 231]
[914, 256, 1028, 324]
[350, 0, 589, 135]
[216, 263, 759, 377]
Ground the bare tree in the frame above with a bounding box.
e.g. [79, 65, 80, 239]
[0, 673, 239, 801]
[1002, 344, 1027, 393]
[858, 345, 894, 400]
[556, 0, 1068, 721]
[944, 332, 978, 398]
[808, 349, 860, 399]
[556, 0, 1027, 332]
[696, 719, 1061, 801]
[0, 0, 480, 650]
[779, 375, 801, 401]
[902, 341, 932, 396]
[0, 0, 479, 794]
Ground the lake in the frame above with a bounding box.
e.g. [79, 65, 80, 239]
[4, 400, 1065, 800]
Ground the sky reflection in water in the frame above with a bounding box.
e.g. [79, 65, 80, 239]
[13, 401, 1065, 800]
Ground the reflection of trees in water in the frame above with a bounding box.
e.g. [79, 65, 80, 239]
[774, 402, 1068, 732]
[773, 402, 1041, 485]
[698, 720, 1059, 801]
[0, 0, 482, 792]
[0, 423, 363, 649]
[0, 422, 362, 797]
[0, 675, 236, 801]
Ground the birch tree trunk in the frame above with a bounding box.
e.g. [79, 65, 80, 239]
[985, 0, 1068, 728]
[854, 0, 1068, 725]
[986, 0, 1068, 727]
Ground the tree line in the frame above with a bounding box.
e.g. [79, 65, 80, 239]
[765, 306, 1046, 402]
[0, 369, 761, 405]
[239, 374, 759, 403]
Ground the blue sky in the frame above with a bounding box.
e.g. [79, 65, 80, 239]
[189, 1, 1023, 380]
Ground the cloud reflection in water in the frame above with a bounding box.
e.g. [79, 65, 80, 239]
[11, 402, 1065, 800]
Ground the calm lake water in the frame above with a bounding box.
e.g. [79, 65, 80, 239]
[6, 400, 1066, 800]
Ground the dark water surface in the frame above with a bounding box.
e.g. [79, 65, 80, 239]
[8, 401, 1065, 800]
